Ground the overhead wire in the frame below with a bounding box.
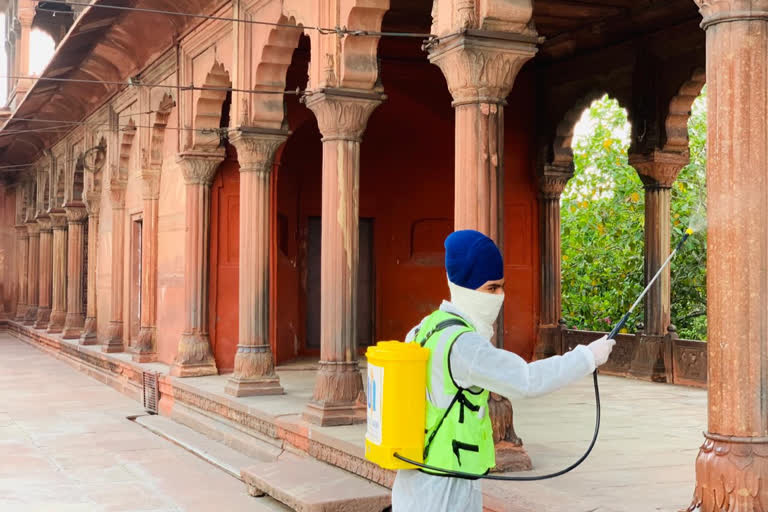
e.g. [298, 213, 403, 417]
[33, 0, 438, 39]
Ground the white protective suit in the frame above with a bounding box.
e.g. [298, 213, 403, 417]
[391, 300, 596, 512]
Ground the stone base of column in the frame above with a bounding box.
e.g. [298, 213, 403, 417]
[170, 332, 218, 377]
[629, 335, 667, 383]
[23, 306, 38, 325]
[34, 307, 51, 329]
[102, 321, 124, 353]
[534, 324, 564, 360]
[225, 347, 284, 397]
[47, 310, 66, 333]
[493, 441, 533, 472]
[303, 362, 365, 426]
[62, 312, 85, 339]
[15, 304, 26, 321]
[79, 317, 98, 345]
[688, 433, 768, 511]
[132, 327, 157, 363]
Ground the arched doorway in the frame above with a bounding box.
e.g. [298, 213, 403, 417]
[208, 145, 240, 373]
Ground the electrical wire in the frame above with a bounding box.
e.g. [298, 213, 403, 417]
[0, 74, 305, 95]
[34, 0, 437, 39]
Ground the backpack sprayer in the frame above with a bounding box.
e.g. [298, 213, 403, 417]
[365, 228, 695, 481]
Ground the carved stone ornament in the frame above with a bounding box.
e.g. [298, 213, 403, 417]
[140, 170, 161, 200]
[538, 164, 574, 199]
[229, 129, 288, 175]
[629, 150, 689, 189]
[64, 203, 88, 224]
[428, 32, 538, 105]
[688, 433, 768, 511]
[83, 191, 100, 216]
[303, 89, 384, 141]
[49, 212, 68, 229]
[177, 150, 226, 185]
[696, 0, 768, 28]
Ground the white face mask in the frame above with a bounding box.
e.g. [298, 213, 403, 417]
[448, 280, 504, 339]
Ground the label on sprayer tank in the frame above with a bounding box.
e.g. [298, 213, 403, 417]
[366, 363, 384, 446]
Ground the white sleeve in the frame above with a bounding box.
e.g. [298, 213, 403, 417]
[449, 333, 596, 400]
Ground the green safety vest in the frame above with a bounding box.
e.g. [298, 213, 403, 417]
[412, 310, 495, 477]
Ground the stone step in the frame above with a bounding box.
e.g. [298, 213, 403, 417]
[242, 453, 392, 512]
[165, 399, 283, 461]
[134, 414, 274, 480]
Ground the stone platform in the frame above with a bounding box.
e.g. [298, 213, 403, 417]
[3, 320, 706, 512]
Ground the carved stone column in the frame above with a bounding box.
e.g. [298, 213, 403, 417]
[688, 2, 768, 511]
[35, 216, 53, 328]
[535, 165, 572, 360]
[23, 222, 39, 325]
[429, 31, 537, 470]
[103, 186, 126, 352]
[62, 203, 87, 339]
[428, 32, 537, 242]
[134, 171, 159, 362]
[226, 129, 287, 397]
[14, 225, 28, 320]
[80, 195, 99, 344]
[629, 150, 687, 336]
[47, 212, 67, 333]
[302, 89, 383, 426]
[170, 151, 224, 377]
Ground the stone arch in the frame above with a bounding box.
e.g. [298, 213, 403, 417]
[192, 60, 231, 151]
[250, 17, 304, 129]
[550, 90, 609, 168]
[83, 135, 107, 203]
[664, 68, 706, 153]
[51, 155, 66, 210]
[113, 119, 137, 185]
[340, 1, 391, 89]
[149, 93, 176, 169]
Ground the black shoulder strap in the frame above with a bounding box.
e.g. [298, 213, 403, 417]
[416, 315, 469, 347]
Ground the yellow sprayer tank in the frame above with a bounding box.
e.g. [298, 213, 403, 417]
[365, 341, 430, 470]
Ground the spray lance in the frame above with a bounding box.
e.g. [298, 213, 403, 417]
[371, 228, 695, 481]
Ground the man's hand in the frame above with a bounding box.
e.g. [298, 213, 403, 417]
[587, 335, 616, 367]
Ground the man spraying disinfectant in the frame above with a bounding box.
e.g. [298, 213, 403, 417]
[389, 230, 616, 511]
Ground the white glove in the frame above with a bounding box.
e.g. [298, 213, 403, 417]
[587, 335, 616, 367]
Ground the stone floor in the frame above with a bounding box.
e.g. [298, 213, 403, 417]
[0, 334, 289, 512]
[1, 330, 707, 512]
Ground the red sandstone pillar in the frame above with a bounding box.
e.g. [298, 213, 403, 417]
[226, 130, 287, 397]
[688, 2, 768, 510]
[429, 31, 537, 470]
[629, 151, 687, 336]
[23, 222, 39, 325]
[170, 151, 224, 377]
[14, 225, 27, 320]
[35, 215, 52, 328]
[103, 186, 126, 352]
[63, 203, 87, 339]
[302, 89, 383, 426]
[535, 165, 572, 359]
[134, 172, 159, 362]
[80, 196, 99, 344]
[47, 211, 67, 333]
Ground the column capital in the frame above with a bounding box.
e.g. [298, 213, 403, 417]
[303, 88, 385, 141]
[177, 149, 226, 185]
[629, 150, 689, 189]
[696, 1, 768, 29]
[16, 224, 29, 238]
[538, 164, 573, 199]
[64, 202, 87, 224]
[428, 31, 538, 105]
[229, 128, 289, 175]
[83, 191, 100, 217]
[37, 215, 52, 232]
[49, 210, 68, 230]
[140, 169, 161, 200]
[26, 222, 40, 236]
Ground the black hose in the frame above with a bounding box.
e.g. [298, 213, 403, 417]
[393, 369, 601, 480]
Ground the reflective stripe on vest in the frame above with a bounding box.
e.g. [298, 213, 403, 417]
[412, 310, 496, 477]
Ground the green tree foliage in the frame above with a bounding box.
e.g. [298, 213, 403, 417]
[561, 93, 707, 340]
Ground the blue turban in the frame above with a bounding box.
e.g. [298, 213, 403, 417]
[444, 230, 504, 290]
